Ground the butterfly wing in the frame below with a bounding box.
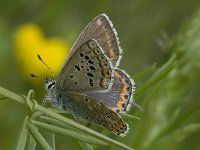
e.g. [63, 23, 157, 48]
[61, 13, 122, 69]
[56, 40, 113, 92]
[61, 91, 128, 136]
[84, 69, 135, 113]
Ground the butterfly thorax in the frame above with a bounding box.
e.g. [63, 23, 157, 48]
[44, 78, 72, 112]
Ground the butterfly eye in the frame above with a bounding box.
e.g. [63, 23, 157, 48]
[47, 82, 55, 89]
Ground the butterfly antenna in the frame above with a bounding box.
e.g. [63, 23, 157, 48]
[30, 73, 45, 79]
[37, 54, 55, 80]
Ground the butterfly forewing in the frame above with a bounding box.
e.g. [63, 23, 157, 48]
[61, 14, 122, 69]
[57, 39, 113, 92]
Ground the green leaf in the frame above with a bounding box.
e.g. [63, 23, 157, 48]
[29, 134, 36, 150]
[45, 131, 55, 150]
[0, 96, 7, 100]
[30, 119, 107, 146]
[16, 116, 29, 150]
[0, 87, 25, 104]
[39, 115, 77, 131]
[27, 122, 53, 150]
[0, 87, 134, 150]
[37, 106, 134, 150]
[79, 142, 94, 150]
[133, 63, 157, 82]
[135, 54, 176, 98]
[121, 113, 140, 121]
[150, 123, 200, 149]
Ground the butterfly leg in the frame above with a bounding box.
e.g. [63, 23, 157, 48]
[41, 95, 52, 106]
[72, 114, 79, 123]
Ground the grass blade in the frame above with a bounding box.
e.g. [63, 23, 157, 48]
[37, 106, 134, 150]
[0, 87, 25, 104]
[133, 63, 157, 81]
[27, 122, 53, 150]
[29, 134, 36, 150]
[79, 142, 94, 150]
[149, 123, 200, 149]
[16, 116, 29, 150]
[135, 54, 176, 98]
[30, 119, 107, 146]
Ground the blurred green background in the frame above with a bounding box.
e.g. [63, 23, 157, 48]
[1, 0, 200, 150]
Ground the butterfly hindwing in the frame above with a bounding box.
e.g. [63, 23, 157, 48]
[61, 91, 128, 136]
[57, 39, 113, 92]
[84, 69, 135, 113]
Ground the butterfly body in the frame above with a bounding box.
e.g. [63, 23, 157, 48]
[44, 14, 135, 136]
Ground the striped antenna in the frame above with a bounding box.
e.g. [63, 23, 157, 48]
[37, 54, 55, 80]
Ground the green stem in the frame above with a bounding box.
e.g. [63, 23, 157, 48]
[27, 122, 53, 150]
[0, 87, 25, 104]
[0, 86, 134, 150]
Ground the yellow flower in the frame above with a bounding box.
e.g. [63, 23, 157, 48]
[14, 24, 70, 80]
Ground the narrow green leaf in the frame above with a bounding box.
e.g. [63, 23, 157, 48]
[133, 63, 157, 81]
[150, 123, 200, 149]
[0, 96, 7, 100]
[37, 106, 134, 150]
[121, 113, 140, 120]
[30, 119, 107, 146]
[16, 116, 29, 150]
[79, 142, 94, 150]
[0, 87, 134, 150]
[157, 100, 200, 139]
[39, 115, 76, 131]
[135, 54, 176, 98]
[29, 135, 36, 150]
[45, 131, 55, 150]
[0, 87, 25, 104]
[27, 122, 53, 150]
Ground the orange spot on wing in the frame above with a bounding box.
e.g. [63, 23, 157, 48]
[120, 92, 127, 101]
[114, 71, 122, 78]
[122, 78, 129, 85]
[123, 85, 129, 93]
[117, 101, 124, 108]
[109, 48, 115, 58]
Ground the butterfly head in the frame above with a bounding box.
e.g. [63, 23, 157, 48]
[44, 77, 56, 91]
[30, 54, 56, 92]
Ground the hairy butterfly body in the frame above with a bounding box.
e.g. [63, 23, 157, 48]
[44, 14, 135, 136]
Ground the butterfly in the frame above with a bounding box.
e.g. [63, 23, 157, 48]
[43, 14, 135, 136]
